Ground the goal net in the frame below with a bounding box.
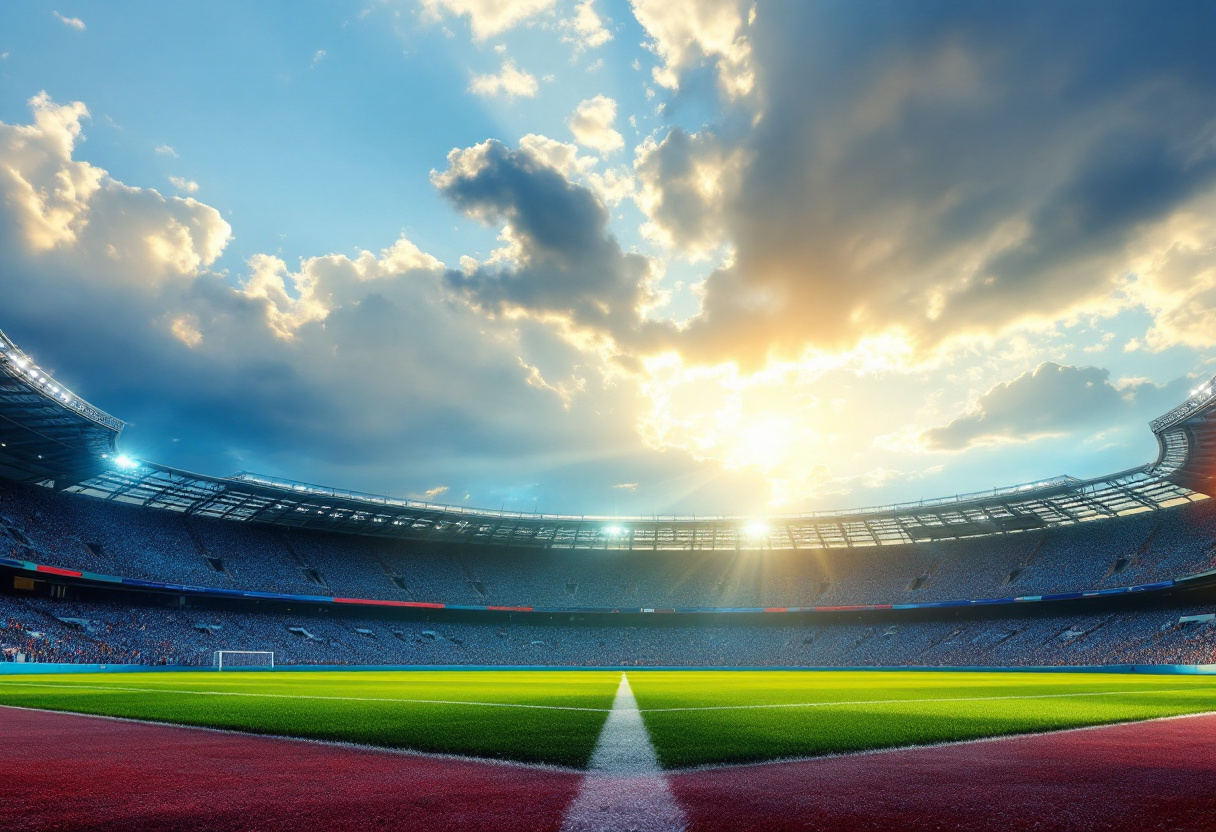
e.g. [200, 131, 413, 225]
[213, 650, 275, 671]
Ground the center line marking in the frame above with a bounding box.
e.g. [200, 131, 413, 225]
[561, 673, 686, 832]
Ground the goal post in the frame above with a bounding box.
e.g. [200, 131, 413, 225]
[213, 650, 275, 671]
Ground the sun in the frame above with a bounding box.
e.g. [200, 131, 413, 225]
[733, 417, 793, 470]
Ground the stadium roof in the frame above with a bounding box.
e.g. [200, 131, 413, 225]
[0, 330, 122, 486]
[1, 327, 1214, 550]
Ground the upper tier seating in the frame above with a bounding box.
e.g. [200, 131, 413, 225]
[2, 480, 1214, 609]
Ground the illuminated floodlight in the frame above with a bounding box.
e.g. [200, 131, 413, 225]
[743, 520, 770, 537]
[114, 454, 140, 470]
[604, 525, 627, 537]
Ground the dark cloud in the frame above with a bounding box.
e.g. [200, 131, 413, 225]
[921, 362, 1185, 452]
[634, 127, 739, 256]
[434, 139, 654, 342]
[639, 2, 1216, 366]
[0, 97, 726, 511]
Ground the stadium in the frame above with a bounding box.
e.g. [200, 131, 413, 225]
[5, 3, 1216, 830]
[5, 319, 1216, 831]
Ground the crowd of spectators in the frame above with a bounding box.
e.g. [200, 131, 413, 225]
[3, 592, 1215, 669]
[3, 480, 1216, 611]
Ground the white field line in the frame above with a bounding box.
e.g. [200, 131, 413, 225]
[561, 674, 686, 832]
[642, 687, 1203, 713]
[0, 703, 582, 773]
[0, 680, 611, 712]
[0, 680, 1204, 717]
[5, 702, 1216, 781]
[675, 708, 1216, 774]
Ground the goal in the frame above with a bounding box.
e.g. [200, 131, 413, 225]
[213, 650, 275, 671]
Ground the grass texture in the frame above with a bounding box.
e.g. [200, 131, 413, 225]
[628, 670, 1216, 768]
[1, 669, 1214, 769]
[0, 670, 620, 768]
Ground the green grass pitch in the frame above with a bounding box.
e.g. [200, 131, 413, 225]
[0, 669, 1213, 769]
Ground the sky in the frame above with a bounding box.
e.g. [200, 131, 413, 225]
[1, 1, 1214, 517]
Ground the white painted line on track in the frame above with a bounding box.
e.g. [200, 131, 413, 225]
[643, 687, 1202, 713]
[561, 674, 686, 832]
[0, 680, 611, 712]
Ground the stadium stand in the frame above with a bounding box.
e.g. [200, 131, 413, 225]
[4, 324, 1216, 669]
[4, 593, 1216, 668]
[4, 478, 1216, 610]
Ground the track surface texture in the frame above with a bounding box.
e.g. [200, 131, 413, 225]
[0, 706, 582, 832]
[670, 713, 1216, 832]
[6, 705, 1216, 831]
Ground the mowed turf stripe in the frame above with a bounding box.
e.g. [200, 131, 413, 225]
[641, 687, 1200, 712]
[0, 680, 613, 712]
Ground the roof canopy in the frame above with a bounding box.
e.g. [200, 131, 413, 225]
[2, 327, 1213, 550]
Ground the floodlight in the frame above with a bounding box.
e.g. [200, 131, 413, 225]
[114, 454, 139, 470]
[604, 525, 627, 537]
[743, 520, 770, 537]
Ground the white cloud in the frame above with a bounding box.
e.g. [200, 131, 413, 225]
[519, 356, 586, 408]
[0, 90, 751, 516]
[586, 166, 635, 206]
[154, 144, 178, 157]
[518, 133, 595, 177]
[568, 95, 624, 154]
[310, 49, 327, 68]
[563, 0, 612, 51]
[421, 0, 555, 39]
[628, 9, 1216, 371]
[53, 11, 85, 31]
[170, 314, 203, 348]
[0, 93, 230, 280]
[1125, 187, 1216, 352]
[516, 133, 633, 205]
[241, 237, 443, 340]
[169, 176, 199, 194]
[630, 0, 754, 97]
[469, 59, 539, 99]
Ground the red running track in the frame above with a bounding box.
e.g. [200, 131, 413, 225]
[670, 713, 1216, 832]
[0, 706, 582, 832]
[5, 706, 1216, 831]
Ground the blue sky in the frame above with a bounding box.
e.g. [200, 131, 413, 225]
[1, 1, 1214, 516]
